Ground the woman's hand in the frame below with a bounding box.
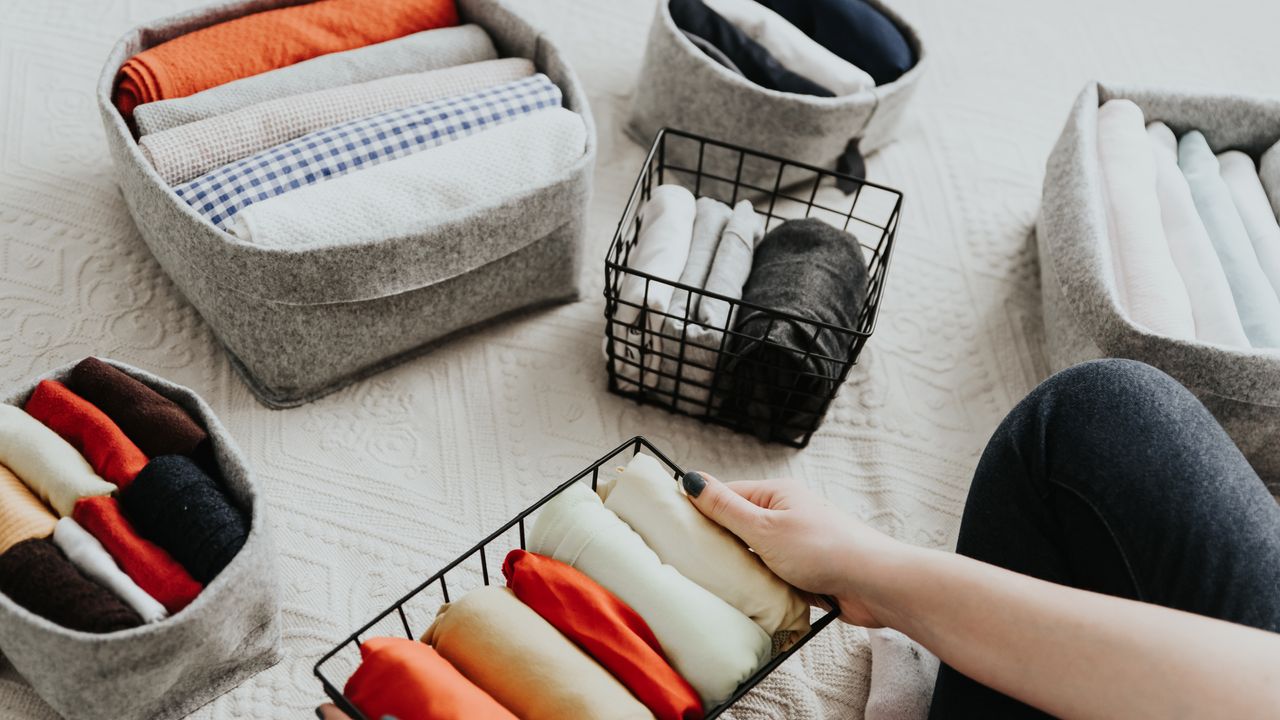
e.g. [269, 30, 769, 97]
[681, 470, 910, 628]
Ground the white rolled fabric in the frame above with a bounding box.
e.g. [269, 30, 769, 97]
[529, 482, 770, 707]
[52, 518, 168, 624]
[1260, 139, 1280, 219]
[1095, 100, 1195, 339]
[702, 0, 875, 95]
[0, 405, 115, 517]
[141, 58, 536, 185]
[1146, 123, 1249, 347]
[600, 453, 810, 641]
[609, 185, 697, 392]
[229, 108, 587, 247]
[1218, 150, 1280, 301]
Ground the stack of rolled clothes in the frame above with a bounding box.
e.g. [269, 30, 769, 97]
[668, 0, 916, 97]
[342, 453, 812, 720]
[605, 183, 870, 442]
[0, 358, 249, 631]
[1093, 99, 1280, 349]
[116, 0, 588, 249]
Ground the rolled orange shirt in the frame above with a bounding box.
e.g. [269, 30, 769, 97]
[24, 379, 148, 491]
[113, 0, 460, 117]
[504, 549, 705, 720]
[344, 637, 517, 720]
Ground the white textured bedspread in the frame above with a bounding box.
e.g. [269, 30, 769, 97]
[0, 0, 1277, 716]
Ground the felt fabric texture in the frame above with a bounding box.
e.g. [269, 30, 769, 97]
[228, 107, 586, 250]
[529, 482, 770, 707]
[422, 586, 655, 720]
[504, 549, 702, 720]
[52, 518, 168, 624]
[753, 0, 915, 85]
[611, 185, 698, 393]
[177, 73, 563, 230]
[1219, 150, 1280, 300]
[0, 464, 57, 555]
[65, 357, 208, 459]
[703, 0, 875, 95]
[1095, 100, 1195, 339]
[865, 629, 939, 720]
[1146, 123, 1249, 347]
[629, 0, 924, 191]
[1262, 141, 1280, 219]
[1037, 82, 1280, 494]
[141, 57, 535, 185]
[0, 537, 143, 634]
[601, 453, 810, 642]
[24, 379, 148, 490]
[681, 31, 743, 74]
[121, 455, 249, 585]
[112, 0, 460, 116]
[344, 637, 516, 720]
[668, 0, 833, 97]
[0, 404, 116, 517]
[1177, 131, 1280, 348]
[72, 495, 203, 615]
[656, 197, 733, 400]
[132, 25, 498, 136]
[721, 218, 868, 441]
[98, 0, 597, 408]
[0, 358, 280, 720]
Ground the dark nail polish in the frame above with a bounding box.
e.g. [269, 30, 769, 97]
[315, 708, 325, 720]
[682, 471, 706, 498]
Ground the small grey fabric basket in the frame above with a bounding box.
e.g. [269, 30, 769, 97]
[97, 0, 597, 408]
[0, 359, 281, 720]
[627, 0, 925, 189]
[1038, 81, 1280, 493]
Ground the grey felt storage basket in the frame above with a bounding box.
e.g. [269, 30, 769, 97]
[97, 0, 597, 408]
[1038, 81, 1280, 493]
[0, 359, 281, 720]
[628, 0, 925, 189]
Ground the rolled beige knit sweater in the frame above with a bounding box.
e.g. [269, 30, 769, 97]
[0, 464, 57, 554]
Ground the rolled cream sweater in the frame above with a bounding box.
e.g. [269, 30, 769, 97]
[0, 404, 115, 517]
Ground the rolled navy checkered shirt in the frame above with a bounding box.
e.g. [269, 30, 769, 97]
[173, 73, 563, 230]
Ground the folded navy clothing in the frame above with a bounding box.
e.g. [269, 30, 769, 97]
[754, 0, 915, 85]
[720, 218, 869, 441]
[121, 455, 249, 585]
[669, 0, 834, 97]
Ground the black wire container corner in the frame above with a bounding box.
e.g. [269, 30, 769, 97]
[314, 437, 839, 720]
[604, 129, 902, 448]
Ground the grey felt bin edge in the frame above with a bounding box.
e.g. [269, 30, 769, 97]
[0, 359, 281, 720]
[1037, 81, 1280, 492]
[627, 0, 925, 186]
[97, 0, 597, 405]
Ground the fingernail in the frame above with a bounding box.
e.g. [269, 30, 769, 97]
[682, 471, 706, 497]
[315, 708, 325, 720]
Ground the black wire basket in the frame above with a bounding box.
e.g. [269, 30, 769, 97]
[313, 436, 839, 720]
[604, 129, 901, 447]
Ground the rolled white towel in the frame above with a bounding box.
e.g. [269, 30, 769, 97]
[1218, 150, 1280, 301]
[0, 405, 115, 517]
[1146, 123, 1249, 347]
[1095, 100, 1195, 339]
[52, 518, 168, 624]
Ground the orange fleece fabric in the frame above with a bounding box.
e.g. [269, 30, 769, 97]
[504, 550, 704, 720]
[24, 380, 148, 491]
[344, 637, 517, 720]
[0, 464, 57, 555]
[113, 0, 460, 116]
[72, 496, 202, 614]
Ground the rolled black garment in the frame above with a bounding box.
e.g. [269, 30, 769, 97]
[0, 537, 143, 633]
[720, 218, 868, 441]
[120, 455, 248, 585]
[668, 0, 835, 97]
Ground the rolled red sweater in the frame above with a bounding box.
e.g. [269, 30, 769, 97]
[503, 549, 705, 720]
[113, 0, 460, 116]
[344, 637, 517, 720]
[72, 496, 202, 614]
[24, 379, 148, 491]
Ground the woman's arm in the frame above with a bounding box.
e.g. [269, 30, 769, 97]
[682, 471, 1280, 720]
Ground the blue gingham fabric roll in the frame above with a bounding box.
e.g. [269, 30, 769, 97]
[174, 73, 563, 230]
